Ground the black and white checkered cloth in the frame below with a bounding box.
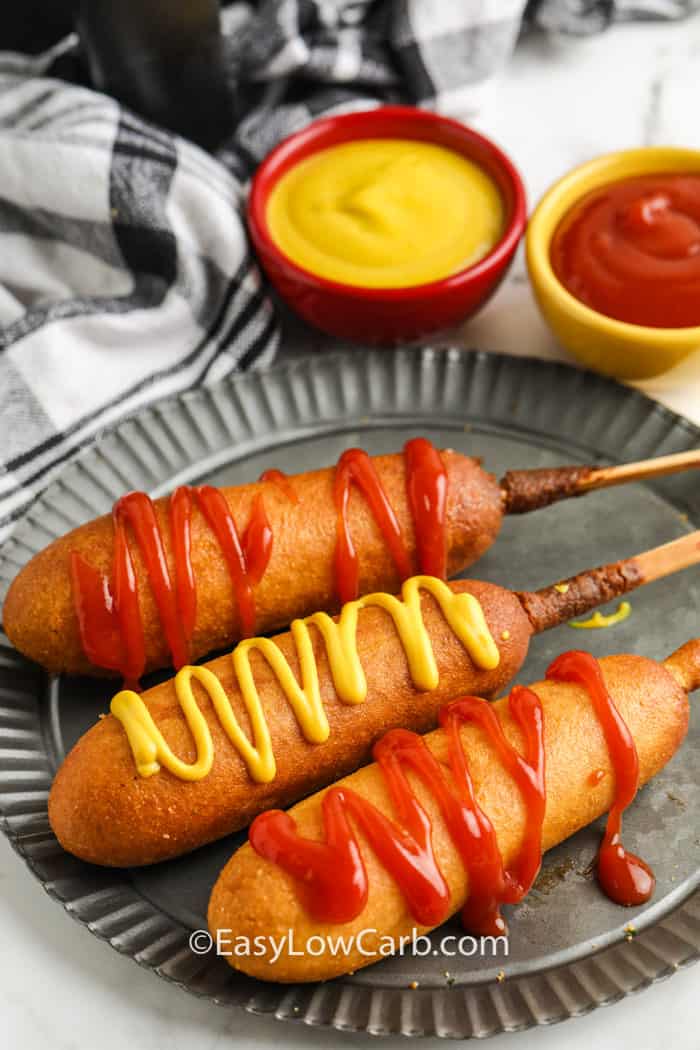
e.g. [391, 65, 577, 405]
[0, 42, 280, 541]
[0, 0, 696, 541]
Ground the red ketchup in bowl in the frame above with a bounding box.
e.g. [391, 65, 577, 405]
[550, 173, 700, 328]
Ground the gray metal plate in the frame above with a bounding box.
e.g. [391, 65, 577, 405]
[0, 348, 698, 1039]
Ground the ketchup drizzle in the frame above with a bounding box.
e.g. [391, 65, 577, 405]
[194, 485, 257, 639]
[259, 468, 299, 504]
[170, 486, 196, 644]
[332, 440, 448, 604]
[404, 437, 448, 580]
[333, 449, 412, 606]
[546, 651, 655, 906]
[70, 553, 127, 676]
[113, 493, 189, 685]
[71, 440, 451, 682]
[442, 688, 546, 935]
[243, 494, 274, 585]
[72, 485, 274, 685]
[249, 686, 546, 934]
[250, 651, 655, 930]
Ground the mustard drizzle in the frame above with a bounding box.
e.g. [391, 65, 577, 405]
[110, 575, 500, 784]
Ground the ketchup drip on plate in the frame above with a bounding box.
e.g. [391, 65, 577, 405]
[546, 651, 655, 906]
[250, 651, 654, 929]
[550, 173, 700, 328]
[249, 685, 546, 933]
[70, 439, 450, 683]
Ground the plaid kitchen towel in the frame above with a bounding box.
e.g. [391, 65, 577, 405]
[0, 44, 280, 541]
[0, 0, 697, 542]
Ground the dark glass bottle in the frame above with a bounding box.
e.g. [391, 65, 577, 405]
[76, 0, 234, 149]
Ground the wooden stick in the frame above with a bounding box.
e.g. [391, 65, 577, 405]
[518, 530, 700, 633]
[632, 530, 700, 584]
[502, 449, 700, 514]
[578, 449, 700, 492]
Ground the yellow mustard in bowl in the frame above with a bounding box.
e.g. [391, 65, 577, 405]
[266, 138, 504, 289]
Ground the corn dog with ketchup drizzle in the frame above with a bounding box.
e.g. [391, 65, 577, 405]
[48, 531, 700, 868]
[4, 441, 699, 680]
[209, 639, 699, 983]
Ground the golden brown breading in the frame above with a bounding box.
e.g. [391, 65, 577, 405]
[3, 451, 502, 676]
[208, 653, 690, 983]
[48, 580, 530, 866]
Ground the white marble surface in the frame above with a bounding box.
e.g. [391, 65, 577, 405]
[3, 16, 700, 1050]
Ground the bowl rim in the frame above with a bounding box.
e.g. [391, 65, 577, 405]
[247, 104, 527, 302]
[526, 145, 700, 344]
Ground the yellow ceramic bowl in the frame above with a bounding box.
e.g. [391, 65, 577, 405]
[526, 147, 700, 380]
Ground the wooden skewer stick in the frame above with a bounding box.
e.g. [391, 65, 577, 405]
[632, 529, 700, 584]
[578, 449, 700, 492]
[502, 449, 700, 514]
[517, 530, 700, 633]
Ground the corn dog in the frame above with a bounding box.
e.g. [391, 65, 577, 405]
[208, 640, 698, 983]
[49, 577, 526, 866]
[5, 440, 697, 680]
[48, 533, 698, 868]
[5, 444, 498, 678]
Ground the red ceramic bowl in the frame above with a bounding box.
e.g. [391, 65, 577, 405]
[247, 106, 526, 344]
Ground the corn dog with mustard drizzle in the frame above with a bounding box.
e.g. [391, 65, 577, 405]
[48, 531, 700, 867]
